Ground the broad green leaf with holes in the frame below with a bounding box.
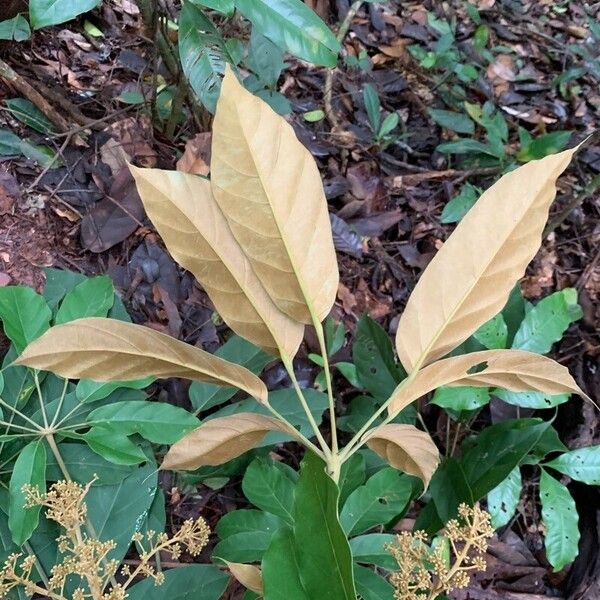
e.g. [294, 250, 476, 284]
[540, 469, 579, 571]
[512, 288, 582, 353]
[545, 446, 600, 485]
[487, 466, 521, 528]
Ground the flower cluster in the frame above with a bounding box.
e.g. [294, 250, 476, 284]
[0, 480, 210, 600]
[388, 503, 494, 600]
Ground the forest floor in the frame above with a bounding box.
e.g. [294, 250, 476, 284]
[0, 1, 600, 598]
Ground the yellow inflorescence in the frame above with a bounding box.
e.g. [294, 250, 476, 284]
[388, 503, 494, 600]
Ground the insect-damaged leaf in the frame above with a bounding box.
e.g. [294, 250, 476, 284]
[364, 424, 439, 489]
[211, 68, 338, 324]
[130, 166, 303, 358]
[161, 413, 290, 470]
[396, 146, 579, 373]
[16, 318, 267, 403]
[387, 349, 588, 417]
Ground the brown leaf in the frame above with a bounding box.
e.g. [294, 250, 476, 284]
[80, 167, 144, 252]
[211, 67, 339, 323]
[176, 132, 212, 176]
[130, 166, 304, 358]
[161, 413, 289, 470]
[396, 147, 579, 373]
[223, 562, 263, 594]
[388, 349, 589, 416]
[16, 317, 267, 403]
[365, 424, 439, 488]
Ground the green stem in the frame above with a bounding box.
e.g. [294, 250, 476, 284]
[49, 378, 70, 429]
[313, 321, 338, 456]
[282, 356, 331, 460]
[338, 372, 416, 462]
[0, 396, 44, 431]
[33, 372, 49, 429]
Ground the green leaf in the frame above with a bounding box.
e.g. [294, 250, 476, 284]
[461, 419, 551, 499]
[213, 531, 274, 563]
[127, 564, 229, 599]
[436, 138, 498, 156]
[502, 285, 526, 344]
[0, 129, 22, 154]
[29, 0, 101, 28]
[517, 131, 572, 162]
[235, 0, 340, 67]
[428, 108, 474, 134]
[0, 286, 52, 353]
[206, 388, 328, 445]
[512, 288, 582, 353]
[262, 527, 310, 600]
[43, 268, 86, 310]
[242, 457, 297, 524]
[363, 84, 381, 132]
[9, 440, 46, 545]
[262, 452, 356, 599]
[540, 469, 579, 571]
[545, 446, 600, 485]
[340, 468, 417, 536]
[494, 389, 569, 409]
[246, 30, 285, 87]
[189, 335, 271, 413]
[353, 565, 395, 600]
[426, 458, 473, 527]
[473, 313, 508, 349]
[0, 15, 31, 41]
[85, 455, 157, 563]
[338, 453, 366, 507]
[431, 385, 490, 412]
[349, 533, 397, 569]
[75, 377, 153, 403]
[487, 466, 521, 528]
[353, 315, 404, 400]
[378, 112, 399, 138]
[46, 443, 134, 485]
[190, 0, 234, 14]
[179, 2, 230, 112]
[216, 509, 284, 540]
[83, 426, 148, 465]
[4, 98, 55, 134]
[55, 275, 115, 324]
[440, 183, 479, 224]
[87, 401, 199, 445]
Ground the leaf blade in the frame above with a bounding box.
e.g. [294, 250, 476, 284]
[16, 318, 267, 403]
[396, 147, 579, 372]
[211, 68, 339, 323]
[130, 166, 303, 358]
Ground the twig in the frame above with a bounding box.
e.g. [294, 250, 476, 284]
[0, 59, 74, 135]
[544, 173, 600, 236]
[324, 0, 364, 129]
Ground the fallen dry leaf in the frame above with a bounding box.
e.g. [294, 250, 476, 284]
[176, 132, 212, 176]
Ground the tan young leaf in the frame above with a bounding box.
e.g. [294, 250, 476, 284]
[130, 165, 304, 358]
[161, 413, 289, 470]
[387, 349, 589, 416]
[223, 561, 263, 594]
[16, 318, 267, 403]
[396, 146, 579, 373]
[211, 67, 339, 324]
[365, 424, 439, 488]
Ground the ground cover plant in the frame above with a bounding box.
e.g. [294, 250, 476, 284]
[0, 1, 599, 599]
[0, 63, 595, 598]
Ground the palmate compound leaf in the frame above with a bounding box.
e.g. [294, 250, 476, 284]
[16, 317, 267, 403]
[364, 424, 439, 488]
[130, 166, 303, 358]
[387, 349, 589, 417]
[396, 146, 579, 373]
[161, 413, 291, 470]
[211, 67, 339, 324]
